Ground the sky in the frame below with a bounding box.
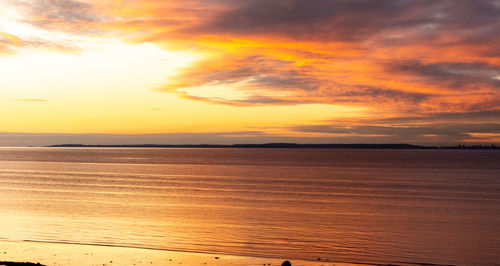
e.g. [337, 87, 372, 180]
[0, 0, 499, 146]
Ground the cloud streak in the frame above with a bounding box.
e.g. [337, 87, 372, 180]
[289, 111, 500, 144]
[15, 99, 49, 102]
[12, 0, 102, 32]
[389, 60, 500, 89]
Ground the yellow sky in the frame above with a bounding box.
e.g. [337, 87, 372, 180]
[0, 0, 499, 145]
[0, 36, 365, 134]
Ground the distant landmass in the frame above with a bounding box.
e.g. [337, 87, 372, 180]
[48, 143, 499, 149]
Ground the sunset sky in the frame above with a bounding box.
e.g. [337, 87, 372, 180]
[1, 0, 499, 146]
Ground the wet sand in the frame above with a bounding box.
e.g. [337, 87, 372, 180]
[0, 240, 360, 266]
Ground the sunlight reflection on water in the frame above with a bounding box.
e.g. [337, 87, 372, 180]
[0, 148, 499, 265]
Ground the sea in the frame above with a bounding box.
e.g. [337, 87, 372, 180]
[0, 147, 499, 265]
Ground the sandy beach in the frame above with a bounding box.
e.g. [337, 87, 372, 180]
[0, 240, 361, 266]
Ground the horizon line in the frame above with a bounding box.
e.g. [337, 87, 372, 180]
[42, 143, 500, 150]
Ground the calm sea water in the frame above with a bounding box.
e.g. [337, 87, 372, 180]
[0, 148, 499, 265]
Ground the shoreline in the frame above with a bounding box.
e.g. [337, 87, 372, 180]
[46, 143, 499, 150]
[0, 240, 362, 266]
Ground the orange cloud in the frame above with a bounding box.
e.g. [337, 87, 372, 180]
[0, 32, 22, 54]
[81, 0, 496, 116]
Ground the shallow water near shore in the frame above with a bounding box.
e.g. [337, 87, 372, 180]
[0, 148, 499, 265]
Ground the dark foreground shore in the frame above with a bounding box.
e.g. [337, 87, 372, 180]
[0, 241, 360, 266]
[0, 262, 44, 266]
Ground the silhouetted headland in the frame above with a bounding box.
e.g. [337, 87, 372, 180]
[48, 143, 499, 149]
[0, 262, 45, 266]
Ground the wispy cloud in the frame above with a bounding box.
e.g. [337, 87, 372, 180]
[15, 98, 49, 102]
[289, 111, 500, 144]
[11, 0, 103, 32]
[0, 31, 23, 54]
[388, 60, 500, 89]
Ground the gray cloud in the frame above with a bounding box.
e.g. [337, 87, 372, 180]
[11, 0, 104, 32]
[292, 123, 499, 137]
[290, 123, 500, 145]
[290, 110, 500, 144]
[373, 110, 500, 124]
[192, 0, 500, 44]
[331, 86, 431, 104]
[27, 0, 97, 22]
[197, 0, 425, 41]
[389, 60, 500, 89]
[200, 56, 316, 90]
